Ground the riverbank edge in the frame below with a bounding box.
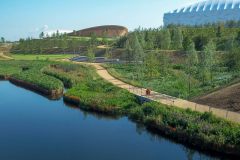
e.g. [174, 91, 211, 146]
[0, 76, 63, 99]
[63, 95, 123, 115]
[63, 94, 240, 157]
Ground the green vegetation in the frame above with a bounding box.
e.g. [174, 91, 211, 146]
[130, 102, 240, 152]
[115, 25, 240, 51]
[0, 60, 63, 91]
[107, 25, 240, 99]
[0, 59, 239, 155]
[104, 61, 238, 99]
[42, 63, 90, 88]
[37, 61, 240, 155]
[2, 23, 240, 156]
[42, 63, 139, 113]
[11, 32, 114, 54]
[13, 70, 63, 90]
[11, 54, 74, 61]
[0, 61, 22, 76]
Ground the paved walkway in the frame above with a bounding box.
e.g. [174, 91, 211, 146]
[71, 61, 240, 123]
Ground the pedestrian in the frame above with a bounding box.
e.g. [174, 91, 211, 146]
[146, 88, 151, 96]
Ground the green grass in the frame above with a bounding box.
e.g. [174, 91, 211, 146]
[130, 102, 240, 150]
[13, 70, 63, 90]
[41, 63, 139, 113]
[0, 60, 63, 91]
[103, 63, 237, 99]
[11, 54, 75, 61]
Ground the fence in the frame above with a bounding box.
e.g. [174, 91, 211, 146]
[128, 86, 240, 123]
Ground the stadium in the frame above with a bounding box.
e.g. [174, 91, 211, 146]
[164, 0, 240, 26]
[68, 25, 128, 38]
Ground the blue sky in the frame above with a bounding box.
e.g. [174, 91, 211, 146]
[0, 0, 199, 41]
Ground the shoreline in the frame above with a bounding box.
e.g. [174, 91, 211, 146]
[0, 75, 239, 158]
[0, 60, 239, 158]
[0, 76, 63, 100]
[63, 94, 240, 158]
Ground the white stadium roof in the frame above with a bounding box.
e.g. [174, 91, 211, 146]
[172, 0, 240, 13]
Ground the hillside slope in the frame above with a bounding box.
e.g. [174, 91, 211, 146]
[193, 83, 240, 113]
[68, 25, 128, 38]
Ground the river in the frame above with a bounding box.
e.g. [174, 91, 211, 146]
[0, 81, 223, 160]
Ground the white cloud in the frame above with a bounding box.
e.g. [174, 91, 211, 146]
[30, 25, 73, 38]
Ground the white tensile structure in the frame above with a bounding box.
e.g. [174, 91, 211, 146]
[164, 0, 240, 26]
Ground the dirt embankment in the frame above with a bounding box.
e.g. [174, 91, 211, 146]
[193, 83, 240, 113]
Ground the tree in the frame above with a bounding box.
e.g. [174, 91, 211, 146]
[68, 39, 74, 54]
[59, 37, 68, 54]
[132, 33, 145, 62]
[186, 41, 198, 96]
[115, 36, 127, 48]
[90, 33, 98, 46]
[161, 29, 171, 50]
[171, 27, 183, 49]
[87, 46, 95, 62]
[104, 47, 112, 59]
[1, 37, 5, 43]
[158, 50, 169, 74]
[39, 32, 44, 39]
[102, 30, 108, 45]
[144, 52, 159, 78]
[226, 45, 240, 71]
[52, 32, 56, 38]
[183, 36, 192, 51]
[216, 23, 224, 38]
[72, 39, 79, 54]
[155, 30, 162, 49]
[125, 37, 133, 62]
[56, 30, 60, 38]
[144, 30, 154, 49]
[137, 32, 146, 49]
[131, 33, 145, 80]
[193, 35, 209, 51]
[225, 36, 235, 51]
[203, 40, 216, 85]
[156, 29, 171, 50]
[236, 31, 240, 45]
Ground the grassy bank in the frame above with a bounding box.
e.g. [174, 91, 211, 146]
[129, 102, 240, 155]
[0, 60, 63, 96]
[42, 63, 139, 114]
[0, 60, 239, 156]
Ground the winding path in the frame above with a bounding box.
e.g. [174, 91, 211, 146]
[0, 53, 13, 60]
[70, 61, 240, 123]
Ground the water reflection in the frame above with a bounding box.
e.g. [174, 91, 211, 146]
[64, 101, 121, 121]
[64, 102, 231, 160]
[0, 81, 235, 160]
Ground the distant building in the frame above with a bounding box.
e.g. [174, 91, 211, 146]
[68, 25, 128, 38]
[164, 0, 240, 26]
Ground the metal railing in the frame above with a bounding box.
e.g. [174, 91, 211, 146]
[128, 86, 240, 123]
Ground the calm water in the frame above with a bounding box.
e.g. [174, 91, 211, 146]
[0, 81, 223, 160]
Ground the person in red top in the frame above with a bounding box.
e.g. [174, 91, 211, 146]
[146, 88, 151, 96]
